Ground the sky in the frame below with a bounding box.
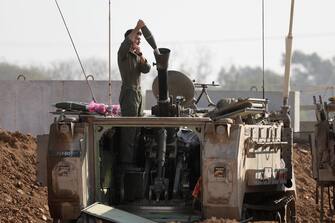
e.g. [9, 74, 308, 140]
[1, 0, 335, 81]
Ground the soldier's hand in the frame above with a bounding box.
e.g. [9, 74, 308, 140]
[133, 45, 141, 54]
[136, 19, 145, 29]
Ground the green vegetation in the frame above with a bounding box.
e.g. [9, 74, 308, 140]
[1, 51, 335, 94]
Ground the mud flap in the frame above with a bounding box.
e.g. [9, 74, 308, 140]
[80, 203, 157, 223]
[37, 134, 49, 186]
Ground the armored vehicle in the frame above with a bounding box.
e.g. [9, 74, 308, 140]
[46, 48, 296, 222]
[44, 1, 297, 222]
[310, 95, 335, 222]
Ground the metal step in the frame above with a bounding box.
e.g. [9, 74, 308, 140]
[81, 202, 157, 223]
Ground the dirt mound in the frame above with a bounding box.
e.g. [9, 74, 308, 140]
[0, 128, 330, 222]
[294, 144, 318, 222]
[0, 129, 51, 223]
[293, 144, 332, 223]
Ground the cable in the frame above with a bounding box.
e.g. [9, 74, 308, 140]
[54, 0, 96, 102]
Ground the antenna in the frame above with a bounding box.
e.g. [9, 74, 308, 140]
[54, 0, 96, 102]
[282, 0, 295, 107]
[261, 0, 265, 99]
[108, 0, 112, 105]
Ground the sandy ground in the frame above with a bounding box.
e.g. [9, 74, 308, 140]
[0, 128, 332, 222]
[0, 129, 51, 223]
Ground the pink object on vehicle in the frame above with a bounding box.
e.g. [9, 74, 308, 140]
[88, 101, 107, 114]
[87, 101, 121, 116]
[109, 104, 121, 116]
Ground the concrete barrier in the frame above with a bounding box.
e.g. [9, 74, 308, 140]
[0, 80, 121, 135]
[0, 80, 300, 135]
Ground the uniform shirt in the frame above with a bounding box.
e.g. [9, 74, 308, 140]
[118, 37, 151, 89]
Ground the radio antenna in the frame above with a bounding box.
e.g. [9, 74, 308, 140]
[54, 0, 96, 102]
[108, 0, 112, 105]
[261, 0, 265, 99]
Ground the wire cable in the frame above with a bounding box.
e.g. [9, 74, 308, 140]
[54, 0, 96, 102]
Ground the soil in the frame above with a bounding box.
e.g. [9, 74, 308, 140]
[0, 129, 51, 223]
[0, 128, 332, 222]
[293, 144, 332, 223]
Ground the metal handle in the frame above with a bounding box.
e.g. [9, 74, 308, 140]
[86, 75, 95, 80]
[17, 74, 26, 80]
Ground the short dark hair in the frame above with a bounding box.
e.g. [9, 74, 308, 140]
[124, 29, 142, 38]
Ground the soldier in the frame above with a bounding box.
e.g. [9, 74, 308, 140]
[118, 19, 151, 167]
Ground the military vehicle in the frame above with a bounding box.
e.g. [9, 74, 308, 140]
[310, 96, 335, 222]
[43, 0, 297, 222]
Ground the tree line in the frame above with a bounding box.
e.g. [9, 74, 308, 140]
[1, 51, 335, 93]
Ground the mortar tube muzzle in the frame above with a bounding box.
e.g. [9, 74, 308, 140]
[154, 48, 170, 70]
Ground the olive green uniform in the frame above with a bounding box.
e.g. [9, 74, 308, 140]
[118, 36, 151, 164]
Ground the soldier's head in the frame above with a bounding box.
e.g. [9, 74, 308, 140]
[124, 29, 142, 46]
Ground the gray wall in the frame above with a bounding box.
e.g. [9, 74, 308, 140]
[0, 80, 300, 135]
[0, 80, 121, 135]
[146, 90, 300, 132]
